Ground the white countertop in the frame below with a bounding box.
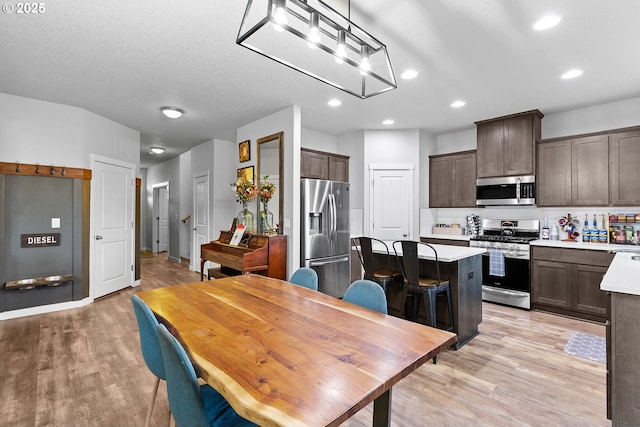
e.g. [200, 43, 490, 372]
[530, 239, 640, 252]
[373, 241, 485, 263]
[420, 234, 472, 242]
[601, 252, 640, 295]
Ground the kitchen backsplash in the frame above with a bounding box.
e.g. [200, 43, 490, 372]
[425, 206, 640, 238]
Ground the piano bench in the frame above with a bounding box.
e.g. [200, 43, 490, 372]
[207, 266, 241, 280]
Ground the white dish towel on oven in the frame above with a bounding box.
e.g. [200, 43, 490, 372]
[489, 249, 505, 277]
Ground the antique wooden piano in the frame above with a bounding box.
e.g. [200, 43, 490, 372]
[200, 230, 287, 281]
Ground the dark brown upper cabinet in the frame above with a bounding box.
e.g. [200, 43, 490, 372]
[537, 125, 640, 207]
[429, 150, 477, 208]
[475, 109, 543, 178]
[609, 128, 640, 205]
[301, 148, 349, 182]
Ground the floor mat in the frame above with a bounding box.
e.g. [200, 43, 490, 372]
[563, 332, 606, 363]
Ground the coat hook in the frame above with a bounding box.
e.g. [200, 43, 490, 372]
[35, 163, 40, 174]
[50, 164, 55, 175]
[61, 165, 66, 176]
[15, 161, 20, 173]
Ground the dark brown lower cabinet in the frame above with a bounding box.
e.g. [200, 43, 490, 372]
[531, 246, 612, 322]
[609, 292, 640, 424]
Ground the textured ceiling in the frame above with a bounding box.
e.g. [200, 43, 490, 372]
[1, 0, 639, 167]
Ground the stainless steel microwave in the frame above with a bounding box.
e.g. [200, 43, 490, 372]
[476, 175, 535, 206]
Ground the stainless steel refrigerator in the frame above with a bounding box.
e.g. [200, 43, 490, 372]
[300, 179, 350, 298]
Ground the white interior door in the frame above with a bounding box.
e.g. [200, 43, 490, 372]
[191, 173, 210, 272]
[158, 187, 169, 252]
[92, 160, 133, 298]
[370, 167, 413, 241]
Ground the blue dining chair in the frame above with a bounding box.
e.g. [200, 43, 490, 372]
[343, 279, 388, 314]
[289, 267, 318, 291]
[156, 324, 258, 427]
[130, 295, 168, 427]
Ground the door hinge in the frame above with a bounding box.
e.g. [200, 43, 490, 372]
[131, 265, 134, 271]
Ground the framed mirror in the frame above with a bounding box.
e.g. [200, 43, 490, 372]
[256, 131, 284, 235]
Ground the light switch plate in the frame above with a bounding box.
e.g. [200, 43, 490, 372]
[51, 218, 61, 228]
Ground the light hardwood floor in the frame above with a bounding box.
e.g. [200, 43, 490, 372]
[0, 253, 608, 427]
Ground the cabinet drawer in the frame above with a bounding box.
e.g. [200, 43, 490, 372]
[532, 246, 614, 267]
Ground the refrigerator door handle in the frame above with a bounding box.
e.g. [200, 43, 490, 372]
[309, 256, 350, 267]
[331, 194, 337, 235]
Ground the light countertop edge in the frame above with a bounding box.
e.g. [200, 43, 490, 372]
[420, 234, 472, 242]
[530, 239, 640, 252]
[372, 241, 485, 263]
[601, 252, 640, 296]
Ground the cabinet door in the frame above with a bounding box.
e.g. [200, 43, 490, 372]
[328, 155, 349, 182]
[476, 120, 504, 178]
[429, 156, 452, 207]
[572, 264, 609, 316]
[572, 135, 609, 206]
[301, 150, 328, 179]
[537, 140, 572, 206]
[610, 129, 640, 205]
[504, 114, 535, 176]
[452, 152, 477, 207]
[532, 260, 572, 308]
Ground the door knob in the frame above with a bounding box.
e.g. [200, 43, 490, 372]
[193, 228, 197, 231]
[403, 233, 408, 237]
[95, 235, 103, 240]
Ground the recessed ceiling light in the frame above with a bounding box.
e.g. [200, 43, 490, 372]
[382, 119, 394, 125]
[533, 15, 562, 31]
[150, 147, 165, 154]
[328, 99, 342, 107]
[160, 106, 185, 119]
[561, 69, 583, 79]
[400, 69, 418, 80]
[451, 100, 466, 108]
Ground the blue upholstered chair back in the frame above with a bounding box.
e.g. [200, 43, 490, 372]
[289, 267, 318, 291]
[157, 324, 210, 427]
[343, 279, 388, 314]
[131, 295, 165, 380]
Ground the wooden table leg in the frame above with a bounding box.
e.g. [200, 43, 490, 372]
[200, 259, 205, 281]
[372, 388, 392, 427]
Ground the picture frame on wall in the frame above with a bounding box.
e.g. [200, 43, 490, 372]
[237, 166, 254, 182]
[239, 140, 250, 162]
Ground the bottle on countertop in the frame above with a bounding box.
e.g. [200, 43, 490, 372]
[550, 225, 559, 240]
[582, 214, 590, 242]
[541, 216, 550, 240]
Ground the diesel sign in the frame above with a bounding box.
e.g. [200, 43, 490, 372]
[21, 233, 61, 248]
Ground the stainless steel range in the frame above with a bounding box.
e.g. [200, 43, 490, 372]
[469, 219, 539, 309]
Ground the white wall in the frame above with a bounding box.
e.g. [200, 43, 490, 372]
[237, 106, 300, 277]
[301, 128, 338, 152]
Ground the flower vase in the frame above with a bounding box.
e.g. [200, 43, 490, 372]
[259, 201, 274, 234]
[237, 202, 254, 233]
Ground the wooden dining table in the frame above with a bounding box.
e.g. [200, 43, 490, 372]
[136, 274, 457, 427]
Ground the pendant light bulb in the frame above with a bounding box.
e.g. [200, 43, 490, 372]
[334, 30, 347, 64]
[359, 45, 371, 76]
[272, 0, 287, 32]
[307, 12, 320, 49]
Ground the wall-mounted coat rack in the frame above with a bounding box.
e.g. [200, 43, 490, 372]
[1, 162, 91, 180]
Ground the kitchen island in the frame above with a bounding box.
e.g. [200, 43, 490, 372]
[373, 241, 485, 348]
[600, 251, 640, 425]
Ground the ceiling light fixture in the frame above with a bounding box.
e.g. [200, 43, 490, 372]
[533, 15, 561, 31]
[400, 69, 418, 80]
[160, 106, 185, 119]
[328, 99, 342, 107]
[382, 119, 394, 125]
[237, 0, 397, 99]
[150, 147, 165, 154]
[561, 69, 583, 79]
[451, 100, 466, 108]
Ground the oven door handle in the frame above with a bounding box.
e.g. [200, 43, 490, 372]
[483, 287, 529, 297]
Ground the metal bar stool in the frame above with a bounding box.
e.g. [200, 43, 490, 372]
[393, 240, 454, 363]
